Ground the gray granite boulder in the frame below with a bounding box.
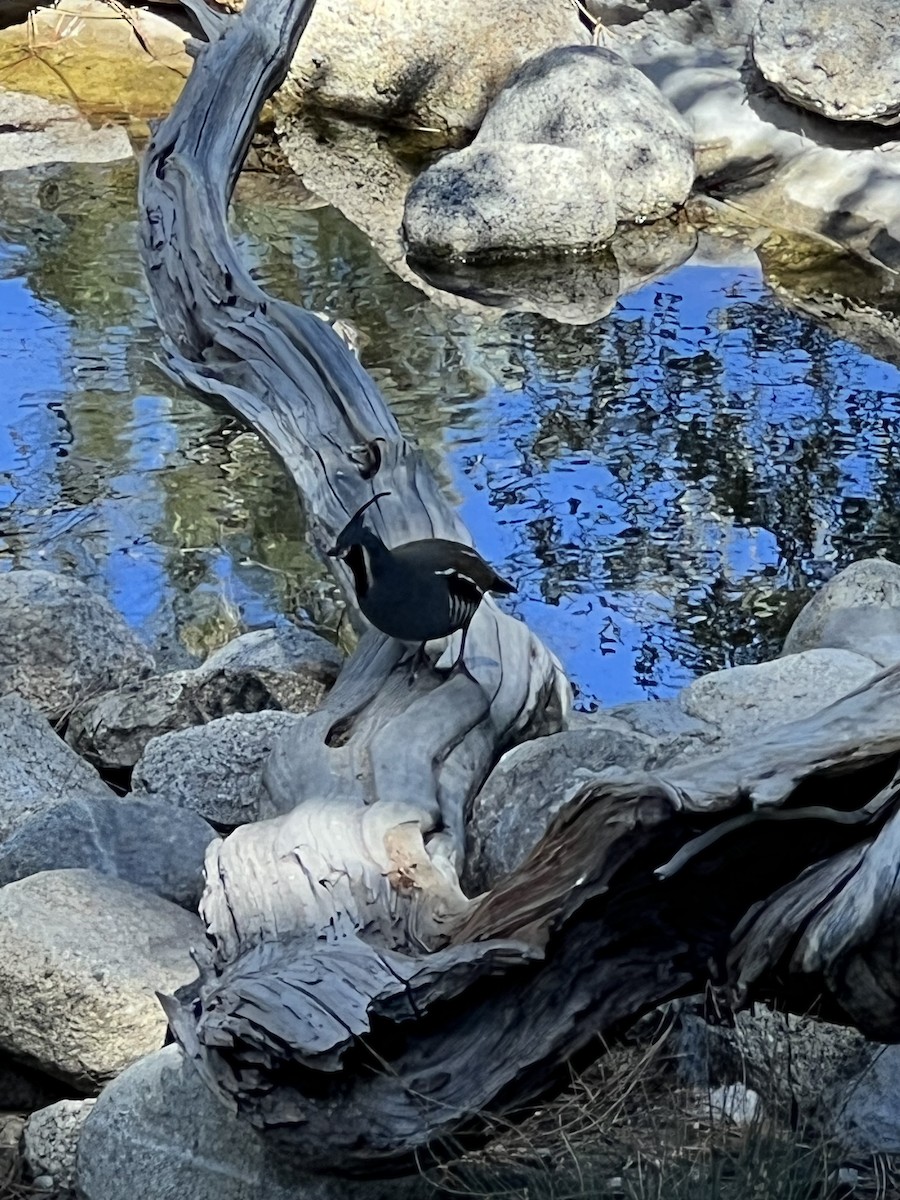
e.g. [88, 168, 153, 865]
[23, 1099, 96, 1194]
[752, 0, 900, 125]
[0, 570, 154, 721]
[599, 696, 719, 765]
[131, 710, 303, 826]
[0, 794, 216, 909]
[0, 693, 113, 843]
[76, 1045, 433, 1200]
[404, 45, 694, 261]
[0, 870, 201, 1088]
[404, 142, 617, 260]
[66, 670, 219, 773]
[834, 1044, 900, 1154]
[677, 647, 879, 745]
[464, 726, 656, 893]
[199, 625, 342, 680]
[477, 46, 695, 224]
[783, 559, 900, 664]
[281, 0, 587, 135]
[67, 626, 340, 772]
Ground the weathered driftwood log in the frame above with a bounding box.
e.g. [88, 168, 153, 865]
[142, 0, 900, 1176]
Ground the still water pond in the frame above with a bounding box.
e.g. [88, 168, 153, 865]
[1, 158, 899, 708]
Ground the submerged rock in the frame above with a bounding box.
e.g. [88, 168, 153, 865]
[0, 870, 201, 1089]
[0, 693, 113, 844]
[410, 213, 697, 322]
[465, 726, 656, 893]
[0, 0, 189, 123]
[76, 1045, 433, 1200]
[281, 0, 587, 135]
[0, 570, 154, 722]
[67, 626, 340, 772]
[782, 559, 900, 664]
[0, 794, 216, 910]
[404, 46, 695, 261]
[752, 0, 900, 126]
[0, 90, 131, 172]
[131, 710, 303, 826]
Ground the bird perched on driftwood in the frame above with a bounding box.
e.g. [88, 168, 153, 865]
[328, 492, 516, 679]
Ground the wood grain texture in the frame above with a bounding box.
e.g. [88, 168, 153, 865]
[141, 0, 900, 1175]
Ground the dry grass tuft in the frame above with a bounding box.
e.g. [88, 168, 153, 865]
[427, 1020, 855, 1200]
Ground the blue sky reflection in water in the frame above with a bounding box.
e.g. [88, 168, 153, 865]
[1, 162, 899, 708]
[444, 264, 900, 705]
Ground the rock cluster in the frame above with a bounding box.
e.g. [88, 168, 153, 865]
[0, 568, 346, 1194]
[2, 555, 900, 1191]
[607, 0, 900, 269]
[468, 558, 899, 892]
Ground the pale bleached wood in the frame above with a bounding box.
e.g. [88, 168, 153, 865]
[143, 0, 900, 1175]
[140, 0, 569, 969]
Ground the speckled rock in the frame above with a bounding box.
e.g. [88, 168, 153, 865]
[76, 1045, 434, 1200]
[67, 626, 340, 772]
[0, 693, 113, 844]
[23, 1098, 96, 1194]
[835, 1044, 900, 1154]
[280, 0, 587, 135]
[752, 0, 900, 125]
[475, 46, 695, 223]
[404, 142, 617, 260]
[464, 727, 656, 893]
[783, 559, 900, 663]
[674, 1000, 871, 1121]
[0, 870, 201, 1088]
[0, 794, 215, 909]
[404, 44, 695, 260]
[600, 697, 719, 765]
[678, 647, 879, 744]
[131, 710, 303, 826]
[0, 570, 154, 721]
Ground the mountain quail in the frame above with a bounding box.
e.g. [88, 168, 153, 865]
[328, 492, 516, 678]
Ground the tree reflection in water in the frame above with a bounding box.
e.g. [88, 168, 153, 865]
[0, 161, 898, 706]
